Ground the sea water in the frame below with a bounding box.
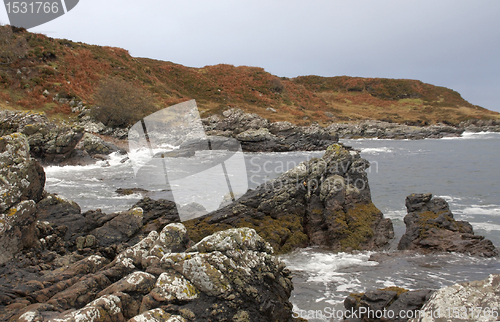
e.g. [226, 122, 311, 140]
[44, 132, 500, 322]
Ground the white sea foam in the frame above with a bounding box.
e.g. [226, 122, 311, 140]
[441, 131, 500, 140]
[281, 249, 377, 284]
[360, 147, 393, 155]
[468, 222, 500, 232]
[458, 205, 500, 216]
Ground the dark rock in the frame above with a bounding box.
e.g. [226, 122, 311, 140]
[344, 287, 433, 322]
[398, 193, 497, 257]
[115, 187, 149, 196]
[184, 143, 394, 253]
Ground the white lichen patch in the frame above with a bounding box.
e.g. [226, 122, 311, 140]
[180, 255, 232, 297]
[88, 294, 122, 315]
[18, 311, 39, 322]
[87, 255, 105, 266]
[126, 271, 156, 286]
[155, 271, 199, 301]
[128, 308, 187, 322]
[188, 228, 269, 253]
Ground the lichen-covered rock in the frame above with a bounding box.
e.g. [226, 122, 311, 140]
[75, 132, 113, 155]
[1, 224, 296, 322]
[398, 193, 498, 257]
[185, 143, 394, 253]
[0, 133, 45, 264]
[413, 274, 500, 322]
[0, 110, 122, 165]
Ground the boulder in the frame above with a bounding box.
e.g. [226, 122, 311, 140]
[0, 133, 45, 265]
[398, 193, 498, 257]
[185, 143, 394, 253]
[414, 274, 500, 322]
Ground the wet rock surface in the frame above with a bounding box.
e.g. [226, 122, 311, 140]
[398, 193, 497, 257]
[184, 143, 394, 253]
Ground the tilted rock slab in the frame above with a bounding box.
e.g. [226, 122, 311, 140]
[398, 193, 497, 257]
[5, 224, 295, 322]
[185, 143, 394, 253]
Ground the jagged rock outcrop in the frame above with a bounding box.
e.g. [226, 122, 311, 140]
[327, 120, 465, 139]
[413, 274, 500, 322]
[202, 108, 339, 152]
[398, 193, 497, 257]
[459, 119, 500, 133]
[184, 143, 394, 253]
[0, 110, 123, 165]
[0, 133, 45, 265]
[1, 224, 295, 322]
[344, 287, 433, 322]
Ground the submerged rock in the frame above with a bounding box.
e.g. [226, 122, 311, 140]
[185, 143, 394, 253]
[1, 224, 295, 322]
[398, 193, 497, 257]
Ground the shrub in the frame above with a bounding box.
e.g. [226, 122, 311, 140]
[91, 76, 158, 128]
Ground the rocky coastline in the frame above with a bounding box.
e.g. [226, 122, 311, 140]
[1, 125, 499, 321]
[2, 108, 499, 167]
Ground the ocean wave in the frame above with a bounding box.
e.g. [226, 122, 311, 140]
[468, 222, 500, 232]
[441, 131, 500, 140]
[458, 205, 500, 216]
[280, 249, 377, 284]
[360, 147, 393, 155]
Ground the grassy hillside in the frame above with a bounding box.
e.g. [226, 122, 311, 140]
[0, 26, 498, 126]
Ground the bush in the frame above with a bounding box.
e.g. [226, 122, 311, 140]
[91, 77, 158, 128]
[0, 24, 27, 64]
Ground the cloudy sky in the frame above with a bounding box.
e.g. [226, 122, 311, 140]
[2, 0, 500, 112]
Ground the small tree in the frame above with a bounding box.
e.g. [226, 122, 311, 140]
[0, 24, 27, 65]
[92, 77, 158, 128]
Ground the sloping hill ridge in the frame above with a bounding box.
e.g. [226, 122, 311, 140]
[0, 26, 498, 126]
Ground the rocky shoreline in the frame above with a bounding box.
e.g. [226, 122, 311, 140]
[2, 109, 499, 167]
[1, 125, 499, 321]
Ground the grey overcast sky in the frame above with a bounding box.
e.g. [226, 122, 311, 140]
[2, 0, 500, 112]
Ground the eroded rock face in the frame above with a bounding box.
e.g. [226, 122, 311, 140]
[398, 193, 498, 257]
[185, 143, 394, 253]
[413, 274, 500, 322]
[2, 224, 295, 322]
[0, 133, 45, 265]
